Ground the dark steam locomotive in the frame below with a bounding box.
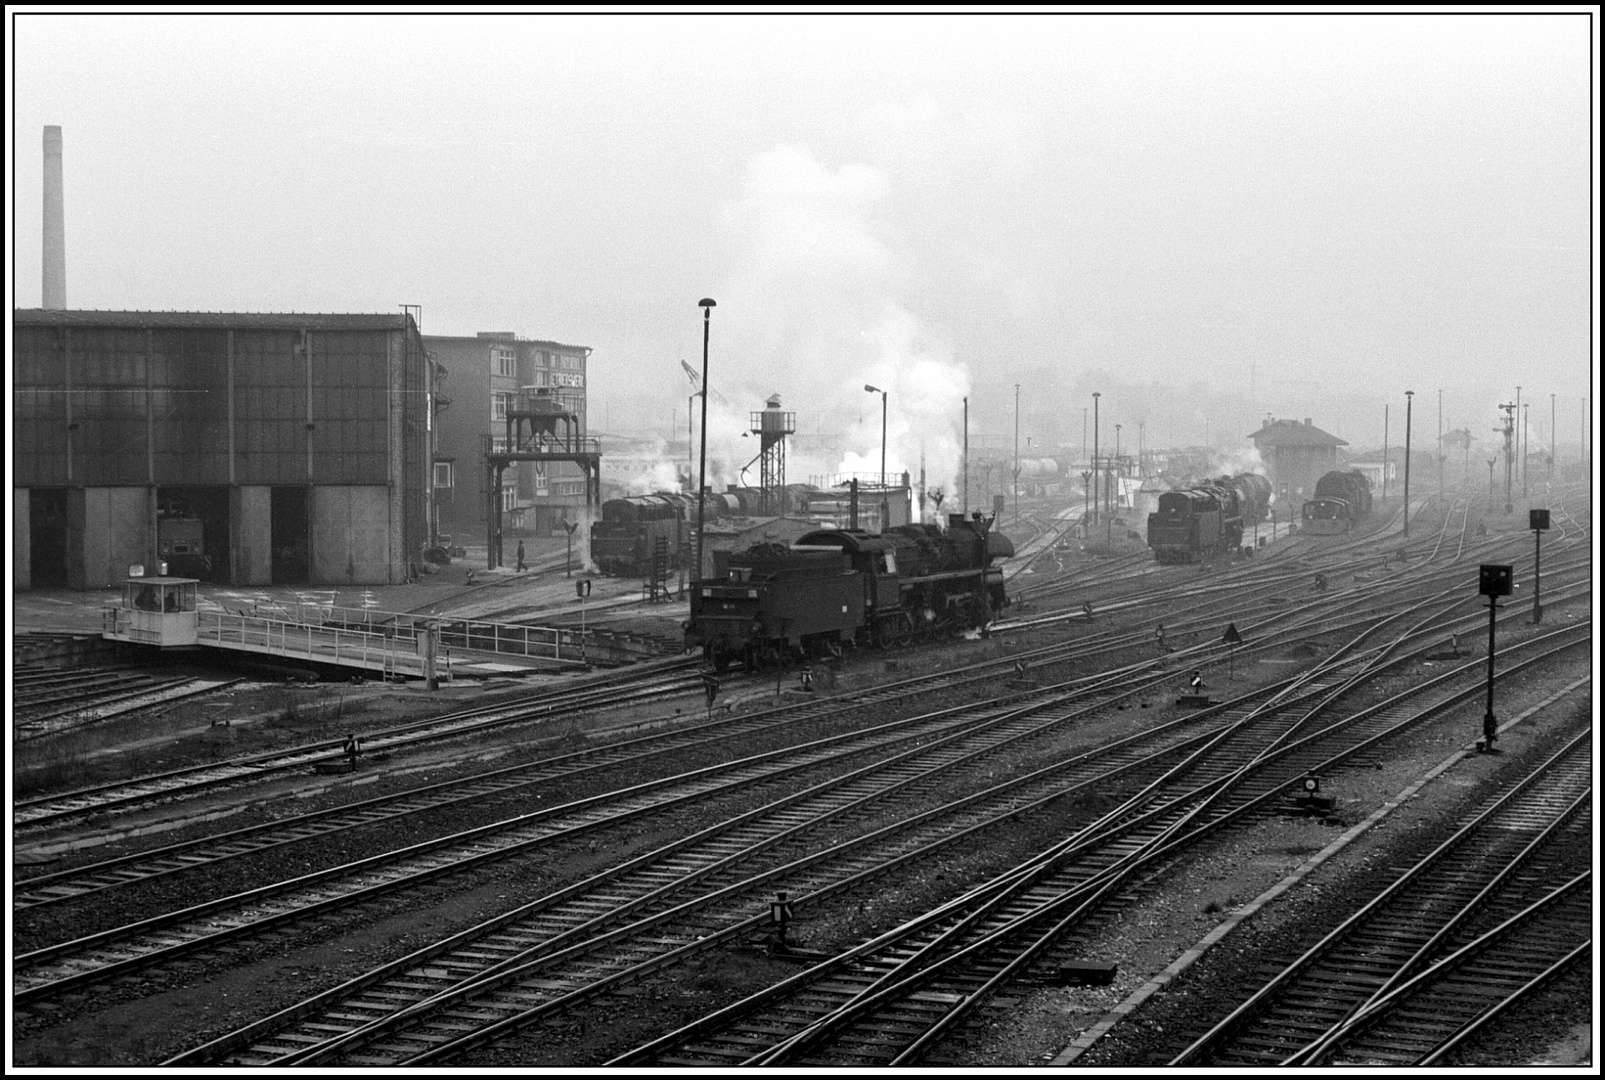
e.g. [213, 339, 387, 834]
[686, 513, 1013, 670]
[1300, 470, 1373, 535]
[1146, 473, 1273, 564]
[591, 486, 815, 576]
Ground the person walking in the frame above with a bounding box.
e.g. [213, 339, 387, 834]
[516, 540, 526, 572]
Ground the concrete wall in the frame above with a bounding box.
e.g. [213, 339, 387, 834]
[73, 487, 152, 589]
[13, 488, 32, 591]
[312, 485, 395, 584]
[231, 485, 272, 585]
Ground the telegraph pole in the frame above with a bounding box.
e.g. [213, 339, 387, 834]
[1499, 401, 1516, 514]
[1092, 392, 1101, 527]
[1402, 391, 1414, 537]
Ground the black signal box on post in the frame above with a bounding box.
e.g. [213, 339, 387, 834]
[1478, 564, 1513, 598]
[1529, 509, 1550, 531]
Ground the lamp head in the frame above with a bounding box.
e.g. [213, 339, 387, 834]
[698, 298, 716, 309]
[864, 384, 881, 394]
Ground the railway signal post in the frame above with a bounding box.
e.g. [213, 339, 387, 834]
[1477, 563, 1512, 753]
[576, 578, 592, 664]
[1529, 509, 1548, 625]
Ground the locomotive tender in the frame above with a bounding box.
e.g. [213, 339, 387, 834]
[1146, 473, 1272, 564]
[686, 513, 1013, 670]
[1300, 470, 1373, 535]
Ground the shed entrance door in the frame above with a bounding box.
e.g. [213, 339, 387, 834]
[270, 485, 311, 585]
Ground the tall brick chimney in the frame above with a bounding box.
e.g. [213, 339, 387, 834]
[43, 125, 66, 309]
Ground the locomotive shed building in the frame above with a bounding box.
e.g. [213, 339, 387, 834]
[12, 309, 431, 591]
[1245, 416, 1346, 506]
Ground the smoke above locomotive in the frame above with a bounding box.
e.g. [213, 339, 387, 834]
[698, 145, 971, 509]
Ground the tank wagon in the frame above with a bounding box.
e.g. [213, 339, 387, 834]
[1146, 473, 1271, 563]
[687, 513, 1013, 670]
[1301, 470, 1373, 535]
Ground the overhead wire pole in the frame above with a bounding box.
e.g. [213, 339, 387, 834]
[1402, 390, 1414, 538]
[1515, 384, 1522, 493]
[695, 298, 715, 584]
[1522, 402, 1529, 500]
[1091, 391, 1101, 527]
[1013, 383, 1020, 523]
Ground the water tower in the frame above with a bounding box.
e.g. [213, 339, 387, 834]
[750, 394, 796, 515]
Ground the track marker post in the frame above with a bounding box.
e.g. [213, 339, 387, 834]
[1222, 622, 1243, 680]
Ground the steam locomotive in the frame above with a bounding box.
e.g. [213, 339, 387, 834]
[591, 486, 815, 576]
[1146, 473, 1273, 564]
[686, 513, 1013, 670]
[1300, 470, 1373, 535]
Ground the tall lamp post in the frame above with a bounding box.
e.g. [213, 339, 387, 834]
[694, 298, 716, 583]
[1402, 390, 1414, 538]
[1013, 383, 1021, 522]
[1091, 392, 1101, 527]
[962, 396, 969, 515]
[1549, 393, 1555, 483]
[864, 384, 888, 530]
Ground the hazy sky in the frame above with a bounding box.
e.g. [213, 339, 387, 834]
[9, 11, 1595, 486]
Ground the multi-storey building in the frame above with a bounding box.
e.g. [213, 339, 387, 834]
[423, 331, 592, 539]
[1245, 417, 1347, 503]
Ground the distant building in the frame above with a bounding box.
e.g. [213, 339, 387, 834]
[1344, 447, 1406, 497]
[1246, 417, 1347, 504]
[13, 309, 430, 590]
[424, 332, 592, 539]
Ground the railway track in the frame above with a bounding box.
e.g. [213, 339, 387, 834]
[23, 644, 1293, 1008]
[1170, 728, 1591, 1067]
[12, 658, 701, 832]
[612, 624, 1589, 1067]
[166, 653, 1385, 1067]
[157, 606, 1588, 1067]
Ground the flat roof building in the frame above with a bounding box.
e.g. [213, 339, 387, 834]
[424, 332, 593, 544]
[13, 309, 432, 590]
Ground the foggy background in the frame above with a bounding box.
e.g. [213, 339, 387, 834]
[9, 13, 1594, 492]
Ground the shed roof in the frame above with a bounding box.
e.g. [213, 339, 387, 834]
[14, 308, 414, 331]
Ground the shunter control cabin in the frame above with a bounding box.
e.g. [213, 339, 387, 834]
[105, 577, 200, 647]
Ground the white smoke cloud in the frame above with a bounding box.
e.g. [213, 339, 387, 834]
[1211, 445, 1267, 479]
[701, 144, 971, 515]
